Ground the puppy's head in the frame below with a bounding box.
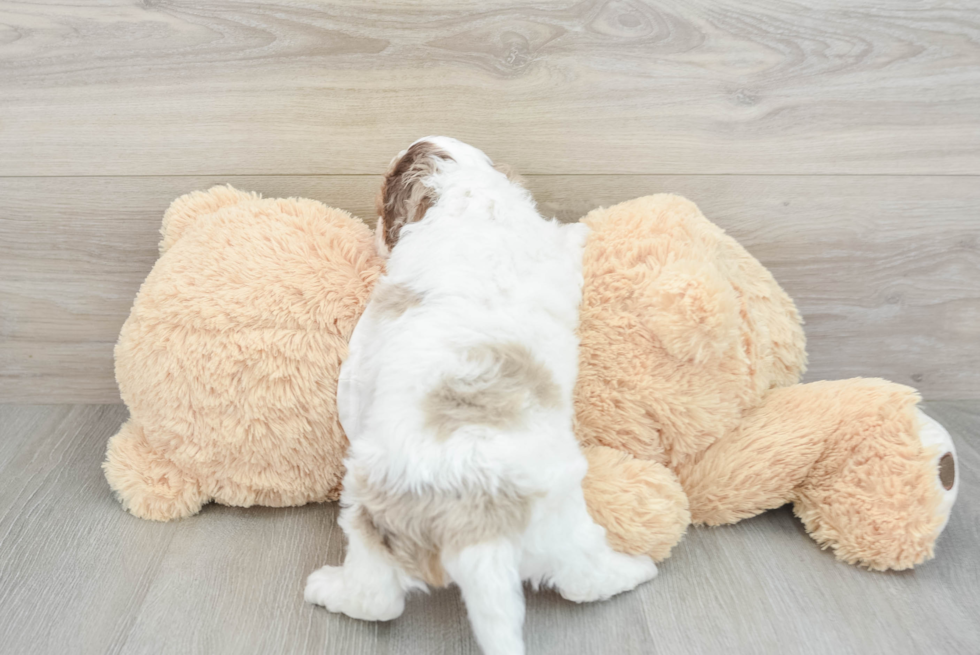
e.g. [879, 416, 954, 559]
[375, 137, 524, 256]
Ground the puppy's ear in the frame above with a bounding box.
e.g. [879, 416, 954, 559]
[374, 217, 390, 259]
[376, 141, 453, 250]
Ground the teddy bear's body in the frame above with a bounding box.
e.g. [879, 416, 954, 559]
[104, 187, 959, 571]
[573, 196, 957, 570]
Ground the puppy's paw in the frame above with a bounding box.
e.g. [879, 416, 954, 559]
[304, 565, 405, 621]
[557, 553, 658, 603]
[601, 552, 658, 594]
[305, 565, 346, 609]
[626, 554, 659, 586]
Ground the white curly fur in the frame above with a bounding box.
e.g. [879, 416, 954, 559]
[305, 137, 657, 655]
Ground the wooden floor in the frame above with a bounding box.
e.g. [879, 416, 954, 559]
[0, 402, 976, 655]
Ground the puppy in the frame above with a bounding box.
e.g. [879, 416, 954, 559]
[305, 137, 657, 655]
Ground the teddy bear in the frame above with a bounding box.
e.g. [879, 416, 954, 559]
[104, 185, 959, 571]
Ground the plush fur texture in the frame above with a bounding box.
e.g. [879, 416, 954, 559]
[105, 181, 958, 575]
[305, 138, 657, 655]
[675, 382, 950, 570]
[574, 194, 806, 469]
[575, 195, 956, 570]
[104, 186, 383, 519]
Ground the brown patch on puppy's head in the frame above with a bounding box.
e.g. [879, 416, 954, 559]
[377, 141, 454, 250]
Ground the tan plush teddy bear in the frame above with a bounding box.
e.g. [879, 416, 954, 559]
[573, 195, 959, 570]
[104, 186, 959, 571]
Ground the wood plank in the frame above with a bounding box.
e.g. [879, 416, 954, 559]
[2, 174, 977, 402]
[0, 403, 977, 654]
[0, 404, 178, 655]
[1, 1, 979, 176]
[0, 405, 73, 497]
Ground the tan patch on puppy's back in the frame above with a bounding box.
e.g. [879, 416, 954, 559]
[371, 281, 423, 319]
[377, 141, 454, 250]
[424, 342, 561, 440]
[350, 473, 533, 587]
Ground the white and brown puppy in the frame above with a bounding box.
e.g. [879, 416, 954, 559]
[305, 137, 657, 655]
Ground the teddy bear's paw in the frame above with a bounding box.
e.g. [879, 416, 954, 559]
[916, 408, 959, 535]
[791, 392, 963, 571]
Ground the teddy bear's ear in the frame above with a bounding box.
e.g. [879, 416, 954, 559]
[159, 185, 257, 254]
[640, 261, 741, 365]
[376, 141, 453, 250]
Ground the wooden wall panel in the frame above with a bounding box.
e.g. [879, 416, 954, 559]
[2, 1, 977, 400]
[2, 175, 977, 402]
[1, 1, 978, 176]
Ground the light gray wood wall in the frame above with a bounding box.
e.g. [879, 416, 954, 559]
[1, 1, 979, 402]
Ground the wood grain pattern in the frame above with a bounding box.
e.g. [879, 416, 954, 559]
[2, 175, 977, 402]
[1, 1, 977, 648]
[1, 0, 979, 176]
[0, 405, 177, 654]
[0, 403, 977, 654]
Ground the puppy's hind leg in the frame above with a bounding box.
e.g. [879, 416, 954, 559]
[305, 510, 407, 621]
[541, 490, 658, 603]
[442, 539, 526, 655]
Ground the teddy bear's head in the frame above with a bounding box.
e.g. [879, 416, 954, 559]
[107, 187, 384, 519]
